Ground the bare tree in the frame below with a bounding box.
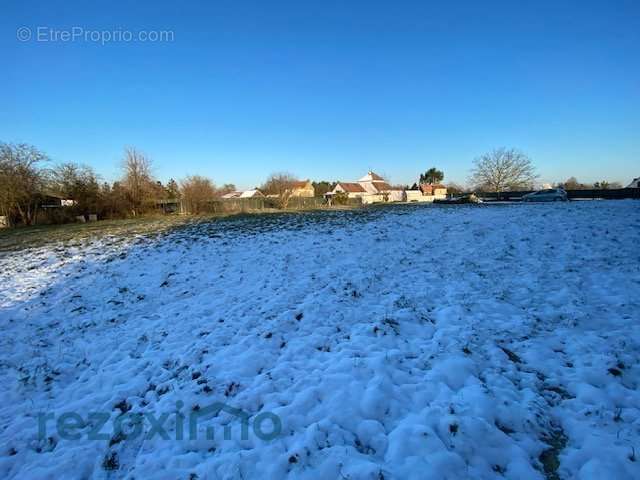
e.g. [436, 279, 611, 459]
[217, 183, 237, 196]
[559, 177, 584, 190]
[122, 147, 154, 216]
[50, 163, 101, 215]
[261, 172, 298, 208]
[469, 148, 537, 192]
[445, 182, 466, 195]
[180, 175, 216, 214]
[0, 142, 49, 226]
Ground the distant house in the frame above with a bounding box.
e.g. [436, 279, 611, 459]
[262, 180, 315, 199]
[420, 184, 447, 196]
[405, 184, 448, 202]
[240, 189, 265, 198]
[332, 182, 368, 201]
[289, 180, 315, 197]
[328, 171, 405, 204]
[221, 191, 240, 199]
[627, 177, 640, 188]
[222, 189, 265, 199]
[40, 192, 76, 208]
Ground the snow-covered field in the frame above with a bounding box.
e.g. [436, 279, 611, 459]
[1, 201, 639, 480]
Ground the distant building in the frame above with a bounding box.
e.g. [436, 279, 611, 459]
[156, 198, 181, 213]
[332, 182, 368, 201]
[40, 192, 76, 208]
[222, 189, 265, 199]
[328, 171, 405, 204]
[221, 191, 242, 199]
[405, 184, 448, 202]
[627, 177, 640, 188]
[289, 180, 315, 197]
[419, 184, 447, 196]
[240, 189, 265, 198]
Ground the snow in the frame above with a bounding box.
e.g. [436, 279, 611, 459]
[0, 201, 639, 480]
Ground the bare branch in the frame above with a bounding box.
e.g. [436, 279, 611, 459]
[121, 147, 154, 216]
[0, 142, 49, 225]
[469, 148, 537, 192]
[180, 175, 216, 214]
[261, 172, 298, 208]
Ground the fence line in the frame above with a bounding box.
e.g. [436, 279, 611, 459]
[478, 188, 640, 201]
[179, 196, 361, 215]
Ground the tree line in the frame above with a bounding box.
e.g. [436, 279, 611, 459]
[0, 143, 338, 226]
[0, 142, 628, 227]
[0, 143, 237, 226]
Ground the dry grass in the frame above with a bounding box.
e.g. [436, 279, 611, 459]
[0, 215, 192, 252]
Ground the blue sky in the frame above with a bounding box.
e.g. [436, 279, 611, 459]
[2, 0, 639, 189]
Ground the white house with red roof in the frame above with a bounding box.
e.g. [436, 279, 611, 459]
[329, 171, 405, 204]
